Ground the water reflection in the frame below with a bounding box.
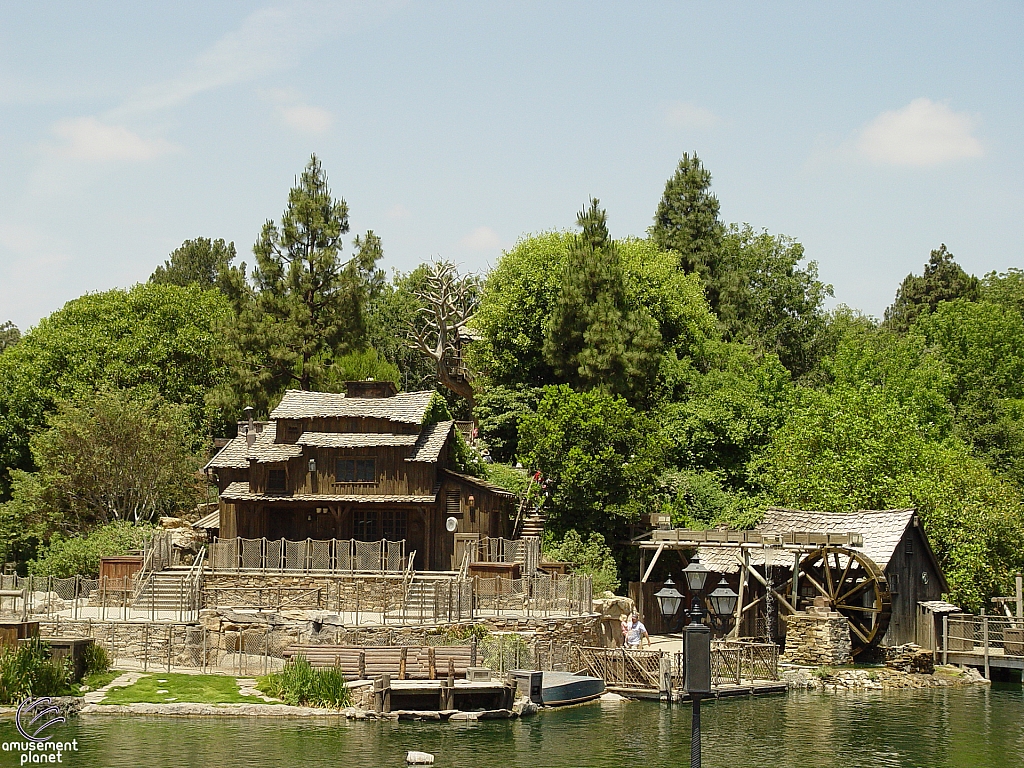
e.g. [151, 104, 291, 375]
[0, 688, 1022, 768]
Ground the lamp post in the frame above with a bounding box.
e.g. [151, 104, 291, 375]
[681, 557, 711, 768]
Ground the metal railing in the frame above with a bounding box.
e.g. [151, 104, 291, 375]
[208, 537, 408, 573]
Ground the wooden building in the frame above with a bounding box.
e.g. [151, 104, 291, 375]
[204, 382, 516, 571]
[697, 508, 948, 647]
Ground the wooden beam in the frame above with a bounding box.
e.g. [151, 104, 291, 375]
[641, 542, 665, 584]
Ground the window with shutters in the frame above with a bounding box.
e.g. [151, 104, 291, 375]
[446, 489, 461, 517]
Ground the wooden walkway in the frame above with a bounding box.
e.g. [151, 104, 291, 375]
[941, 614, 1024, 678]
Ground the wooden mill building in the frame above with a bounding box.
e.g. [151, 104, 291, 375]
[697, 507, 948, 647]
[204, 381, 515, 571]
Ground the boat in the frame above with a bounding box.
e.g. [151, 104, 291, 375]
[510, 670, 605, 707]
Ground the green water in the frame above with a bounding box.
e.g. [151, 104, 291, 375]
[2, 687, 1023, 768]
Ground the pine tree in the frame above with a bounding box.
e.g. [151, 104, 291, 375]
[543, 199, 661, 401]
[650, 152, 725, 309]
[149, 238, 238, 292]
[215, 155, 381, 414]
[884, 244, 981, 332]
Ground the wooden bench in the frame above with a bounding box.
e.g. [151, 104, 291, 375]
[282, 644, 478, 681]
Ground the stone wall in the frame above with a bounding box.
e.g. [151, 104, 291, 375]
[781, 608, 853, 666]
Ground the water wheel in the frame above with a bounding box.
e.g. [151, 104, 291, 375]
[796, 546, 892, 655]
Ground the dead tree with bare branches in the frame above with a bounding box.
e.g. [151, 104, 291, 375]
[408, 261, 480, 408]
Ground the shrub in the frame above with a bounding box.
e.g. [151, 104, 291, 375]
[439, 623, 489, 644]
[543, 529, 620, 595]
[257, 657, 351, 709]
[0, 639, 72, 704]
[82, 642, 111, 677]
[29, 521, 152, 578]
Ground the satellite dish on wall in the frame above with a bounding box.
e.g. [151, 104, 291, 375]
[445, 517, 458, 533]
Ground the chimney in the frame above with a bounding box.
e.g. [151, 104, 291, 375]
[345, 380, 398, 398]
[244, 406, 256, 448]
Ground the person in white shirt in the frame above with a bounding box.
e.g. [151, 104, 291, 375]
[624, 612, 650, 649]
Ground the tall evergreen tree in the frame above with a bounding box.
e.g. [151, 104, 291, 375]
[215, 155, 381, 414]
[884, 244, 981, 332]
[0, 321, 19, 353]
[650, 152, 725, 309]
[543, 199, 661, 401]
[149, 238, 238, 292]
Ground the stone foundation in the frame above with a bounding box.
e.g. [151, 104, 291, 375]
[781, 607, 852, 666]
[885, 643, 935, 674]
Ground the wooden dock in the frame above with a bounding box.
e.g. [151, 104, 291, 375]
[941, 613, 1024, 678]
[607, 680, 787, 702]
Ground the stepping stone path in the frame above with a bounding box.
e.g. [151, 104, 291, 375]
[236, 678, 278, 702]
[82, 671, 146, 704]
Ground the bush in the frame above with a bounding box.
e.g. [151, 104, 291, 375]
[29, 521, 152, 578]
[82, 642, 110, 677]
[543, 529, 620, 595]
[0, 639, 72, 704]
[257, 656, 351, 709]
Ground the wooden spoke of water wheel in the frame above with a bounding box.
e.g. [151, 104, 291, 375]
[797, 546, 892, 655]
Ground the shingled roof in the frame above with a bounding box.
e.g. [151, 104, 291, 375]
[219, 482, 436, 504]
[406, 420, 455, 463]
[297, 432, 419, 448]
[270, 389, 435, 423]
[698, 507, 918, 575]
[204, 422, 302, 469]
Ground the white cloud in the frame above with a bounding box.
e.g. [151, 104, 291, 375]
[279, 104, 334, 133]
[663, 101, 719, 130]
[856, 98, 983, 167]
[49, 117, 178, 162]
[460, 226, 502, 251]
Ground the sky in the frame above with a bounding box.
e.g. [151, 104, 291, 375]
[1, 1, 1022, 332]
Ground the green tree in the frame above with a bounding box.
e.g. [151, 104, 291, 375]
[517, 385, 665, 539]
[365, 265, 440, 392]
[754, 383, 1024, 609]
[884, 244, 981, 332]
[981, 268, 1024, 317]
[543, 529, 620, 594]
[917, 299, 1024, 483]
[214, 155, 382, 415]
[0, 284, 229, 498]
[716, 225, 833, 377]
[0, 321, 19, 353]
[650, 152, 726, 309]
[0, 390, 203, 566]
[543, 199, 661, 401]
[149, 237, 239, 292]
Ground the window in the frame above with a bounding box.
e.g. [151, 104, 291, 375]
[888, 572, 899, 594]
[904, 538, 914, 556]
[336, 458, 375, 483]
[267, 469, 286, 493]
[353, 510, 408, 541]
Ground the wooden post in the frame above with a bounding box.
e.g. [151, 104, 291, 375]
[471, 636, 478, 667]
[400, 646, 408, 680]
[381, 673, 391, 713]
[358, 650, 366, 680]
[942, 614, 948, 665]
[659, 654, 672, 699]
[731, 550, 749, 639]
[428, 646, 436, 679]
[791, 550, 801, 610]
[983, 616, 990, 679]
[448, 657, 455, 685]
[1016, 574, 1022, 620]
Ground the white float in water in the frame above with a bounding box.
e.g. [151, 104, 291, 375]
[406, 751, 435, 765]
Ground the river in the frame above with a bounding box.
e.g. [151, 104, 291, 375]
[2, 686, 1022, 768]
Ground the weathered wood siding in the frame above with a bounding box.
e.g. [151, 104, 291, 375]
[883, 522, 944, 646]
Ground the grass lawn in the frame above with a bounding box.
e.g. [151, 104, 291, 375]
[100, 673, 274, 705]
[74, 670, 120, 693]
